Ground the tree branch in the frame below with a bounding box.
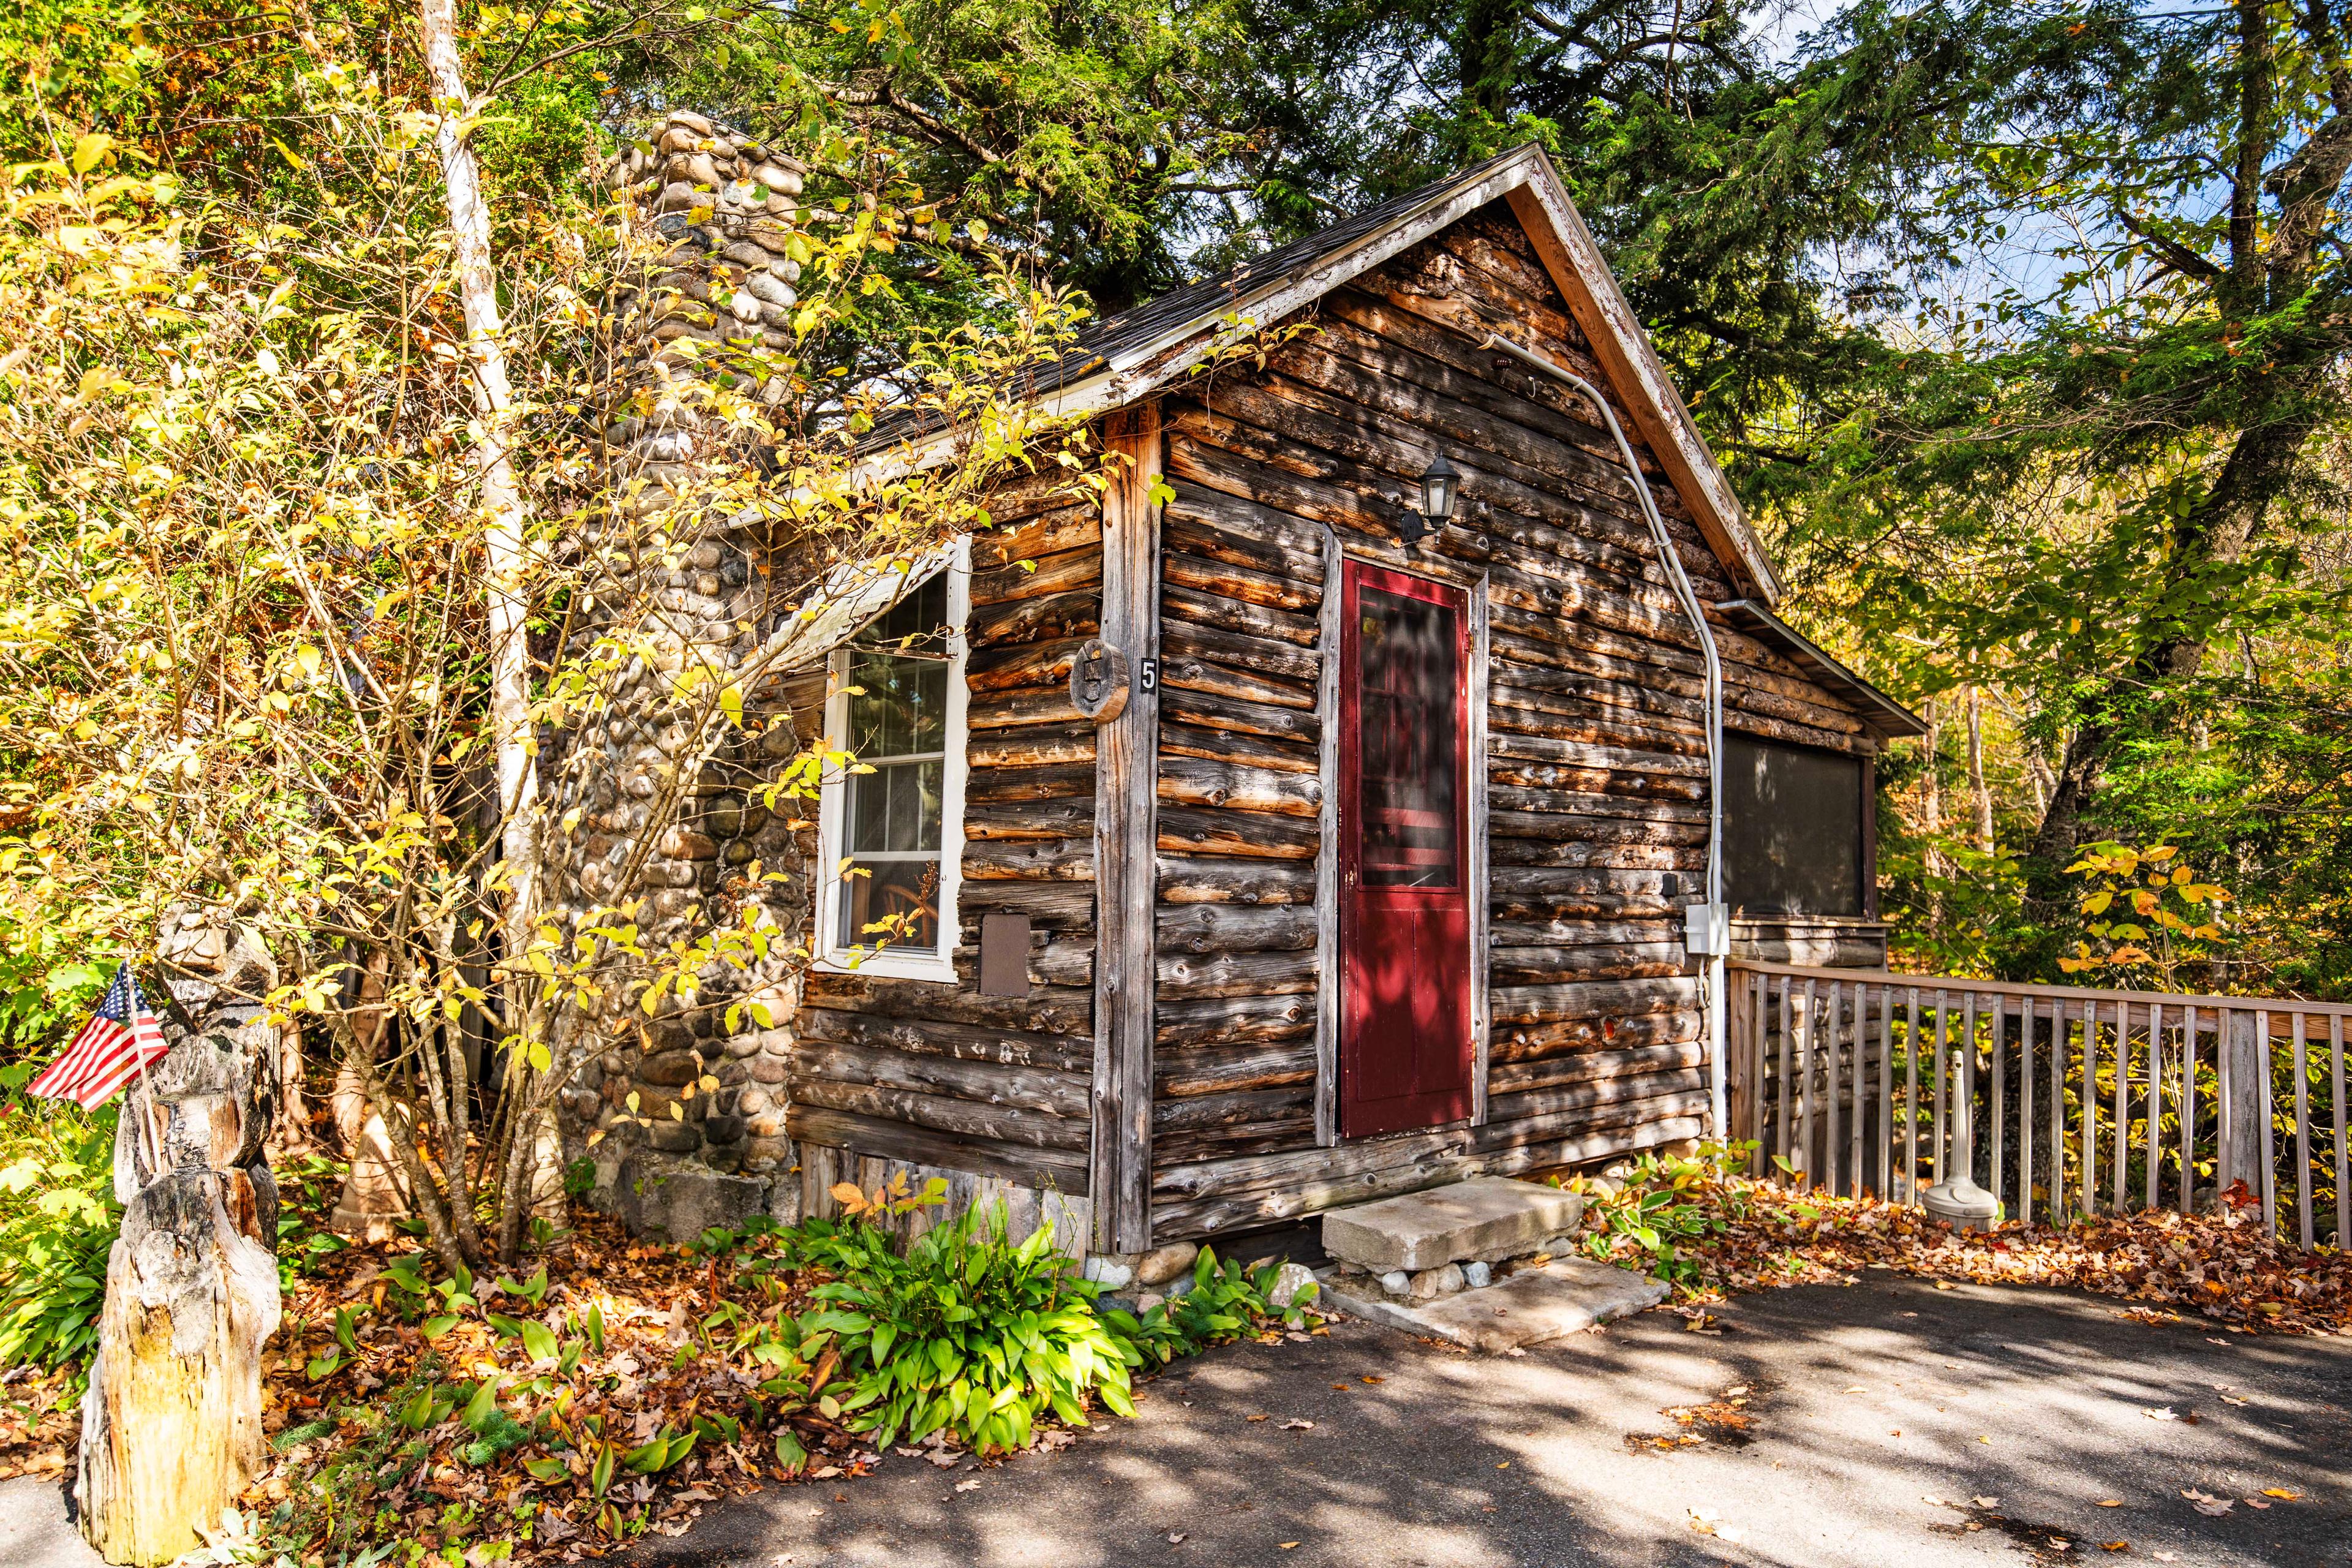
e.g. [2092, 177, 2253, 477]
[2119, 213, 2224, 280]
[823, 77, 1003, 168]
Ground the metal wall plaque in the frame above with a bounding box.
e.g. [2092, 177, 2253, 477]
[1068, 638, 1131, 723]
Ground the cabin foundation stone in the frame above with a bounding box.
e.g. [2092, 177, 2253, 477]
[1321, 1177, 1588, 1272]
[614, 1150, 773, 1242]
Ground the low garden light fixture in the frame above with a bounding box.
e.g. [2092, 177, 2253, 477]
[1400, 453, 1461, 548]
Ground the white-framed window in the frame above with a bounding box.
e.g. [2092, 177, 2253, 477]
[813, 541, 970, 982]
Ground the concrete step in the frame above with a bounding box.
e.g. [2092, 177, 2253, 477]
[1316, 1256, 1668, 1352]
[1320, 1176, 1586, 1272]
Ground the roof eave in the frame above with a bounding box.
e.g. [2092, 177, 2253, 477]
[1719, 599, 1927, 743]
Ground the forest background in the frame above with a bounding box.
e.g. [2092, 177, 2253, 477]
[6, 0, 2352, 1030]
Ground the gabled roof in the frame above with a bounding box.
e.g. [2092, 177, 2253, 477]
[952, 142, 1785, 603]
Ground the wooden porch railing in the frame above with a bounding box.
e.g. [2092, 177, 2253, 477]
[1725, 962, 2352, 1249]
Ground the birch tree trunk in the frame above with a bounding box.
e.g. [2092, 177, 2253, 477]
[418, 0, 537, 919]
[1966, 685, 1994, 853]
[418, 0, 552, 1257]
[269, 1018, 319, 1158]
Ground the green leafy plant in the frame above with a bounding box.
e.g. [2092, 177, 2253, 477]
[2059, 841, 2231, 991]
[1561, 1143, 1764, 1291]
[1107, 1248, 1293, 1365]
[0, 1098, 120, 1382]
[799, 1197, 1139, 1455]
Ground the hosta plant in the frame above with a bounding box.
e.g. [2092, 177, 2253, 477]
[801, 1199, 1140, 1455]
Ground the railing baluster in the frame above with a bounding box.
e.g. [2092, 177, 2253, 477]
[2019, 998, 2036, 1226]
[2293, 1012, 2312, 1251]
[1905, 988, 1921, 1205]
[2144, 1003, 2163, 1213]
[2173, 1011, 2192, 1222]
[2258, 1010, 2277, 1241]
[2332, 1014, 2348, 1250]
[2051, 998, 2067, 1220]
[1844, 982, 1863, 1204]
[2112, 998, 2128, 1212]
[1825, 982, 1844, 1199]
[1749, 973, 1768, 1185]
[1991, 997, 2007, 1215]
[2217, 1005, 2235, 1202]
[1932, 990, 1950, 1185]
[1799, 980, 1818, 1190]
[2214, 1008, 2226, 1213]
[1877, 984, 1894, 1202]
[2082, 999, 2100, 1217]
[1775, 976, 1793, 1186]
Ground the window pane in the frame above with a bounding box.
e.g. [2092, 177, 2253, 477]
[837, 857, 941, 950]
[1357, 586, 1461, 889]
[846, 759, 943, 853]
[862, 572, 949, 651]
[846, 652, 946, 758]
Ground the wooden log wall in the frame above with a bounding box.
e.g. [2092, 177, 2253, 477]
[787, 469, 1104, 1204]
[1144, 199, 1879, 1241]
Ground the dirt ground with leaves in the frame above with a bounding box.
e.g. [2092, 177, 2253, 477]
[0, 1210, 1316, 1566]
[1564, 1160, 2352, 1338]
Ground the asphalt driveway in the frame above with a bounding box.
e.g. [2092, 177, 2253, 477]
[627, 1273, 2349, 1568]
[6, 1272, 2346, 1567]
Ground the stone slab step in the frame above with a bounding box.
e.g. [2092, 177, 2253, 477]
[1319, 1176, 1586, 1272]
[1316, 1257, 1668, 1352]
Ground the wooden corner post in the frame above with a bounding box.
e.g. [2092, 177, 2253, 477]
[1091, 405, 1163, 1253]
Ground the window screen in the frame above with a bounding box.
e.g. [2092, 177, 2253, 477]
[1723, 735, 1865, 917]
[1354, 586, 1463, 890]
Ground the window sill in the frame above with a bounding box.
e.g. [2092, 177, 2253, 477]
[814, 949, 959, 984]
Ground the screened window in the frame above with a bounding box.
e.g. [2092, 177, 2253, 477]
[818, 559, 968, 979]
[1723, 735, 1868, 918]
[1355, 586, 1463, 889]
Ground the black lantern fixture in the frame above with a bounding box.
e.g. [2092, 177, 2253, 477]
[1398, 453, 1462, 549]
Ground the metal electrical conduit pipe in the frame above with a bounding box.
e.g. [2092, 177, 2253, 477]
[1476, 331, 1730, 1139]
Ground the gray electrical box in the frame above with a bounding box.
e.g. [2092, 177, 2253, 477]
[1683, 901, 1730, 959]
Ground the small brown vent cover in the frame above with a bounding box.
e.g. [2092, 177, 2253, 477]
[978, 913, 1031, 998]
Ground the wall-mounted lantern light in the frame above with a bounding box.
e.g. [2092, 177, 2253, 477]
[1398, 453, 1462, 549]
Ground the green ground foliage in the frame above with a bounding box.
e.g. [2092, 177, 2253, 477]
[251, 1187, 1308, 1560]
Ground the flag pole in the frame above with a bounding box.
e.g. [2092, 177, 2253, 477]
[129, 962, 167, 1177]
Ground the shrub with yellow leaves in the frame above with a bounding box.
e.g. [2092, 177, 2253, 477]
[2057, 842, 2231, 993]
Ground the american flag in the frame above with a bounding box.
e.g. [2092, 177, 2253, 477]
[27, 962, 170, 1110]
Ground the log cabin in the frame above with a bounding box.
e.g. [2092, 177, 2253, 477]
[569, 130, 1923, 1262]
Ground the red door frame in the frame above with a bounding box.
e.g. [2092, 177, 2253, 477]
[1337, 557, 1475, 1138]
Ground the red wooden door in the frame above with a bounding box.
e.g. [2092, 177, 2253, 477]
[1339, 558, 1474, 1137]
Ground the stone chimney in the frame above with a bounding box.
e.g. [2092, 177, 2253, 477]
[540, 110, 821, 1236]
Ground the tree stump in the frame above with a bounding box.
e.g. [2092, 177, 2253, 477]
[328, 1055, 412, 1242]
[77, 915, 282, 1566]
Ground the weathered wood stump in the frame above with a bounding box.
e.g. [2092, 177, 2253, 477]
[77, 915, 282, 1566]
[328, 1055, 412, 1242]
